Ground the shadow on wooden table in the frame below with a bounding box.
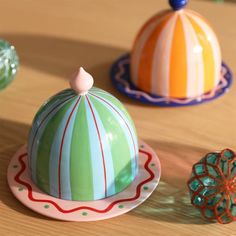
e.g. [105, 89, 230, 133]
[0, 118, 214, 224]
[0, 119, 52, 220]
[130, 139, 214, 225]
[1, 33, 148, 107]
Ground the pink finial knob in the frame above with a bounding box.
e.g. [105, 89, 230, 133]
[70, 67, 94, 95]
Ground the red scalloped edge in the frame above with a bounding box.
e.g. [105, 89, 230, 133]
[14, 149, 154, 214]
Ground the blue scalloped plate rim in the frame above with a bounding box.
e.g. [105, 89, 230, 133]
[110, 54, 233, 107]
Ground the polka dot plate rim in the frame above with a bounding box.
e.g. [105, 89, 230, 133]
[7, 140, 161, 221]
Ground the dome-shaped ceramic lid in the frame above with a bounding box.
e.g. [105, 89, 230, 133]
[131, 0, 221, 99]
[7, 68, 161, 220]
[28, 68, 139, 201]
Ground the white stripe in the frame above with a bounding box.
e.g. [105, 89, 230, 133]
[151, 13, 177, 96]
[131, 13, 171, 86]
[185, 11, 221, 88]
[181, 15, 204, 98]
[186, 14, 205, 96]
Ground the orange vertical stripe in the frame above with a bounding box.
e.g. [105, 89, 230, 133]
[187, 16, 215, 93]
[137, 13, 172, 92]
[131, 10, 172, 54]
[187, 10, 213, 30]
[169, 15, 187, 98]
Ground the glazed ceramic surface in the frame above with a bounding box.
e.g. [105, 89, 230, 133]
[8, 141, 160, 221]
[0, 39, 19, 90]
[131, 8, 221, 98]
[169, 0, 188, 11]
[111, 54, 232, 106]
[28, 87, 139, 201]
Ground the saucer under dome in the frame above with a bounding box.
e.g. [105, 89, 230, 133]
[28, 68, 139, 201]
[131, 0, 221, 98]
[8, 68, 161, 221]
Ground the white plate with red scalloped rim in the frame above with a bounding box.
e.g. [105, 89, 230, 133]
[7, 140, 161, 221]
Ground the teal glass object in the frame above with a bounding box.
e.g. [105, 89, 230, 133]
[187, 149, 236, 224]
[0, 39, 19, 90]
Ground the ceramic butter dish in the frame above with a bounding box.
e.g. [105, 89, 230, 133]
[111, 0, 233, 106]
[7, 68, 161, 221]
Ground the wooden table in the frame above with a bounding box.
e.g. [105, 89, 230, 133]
[0, 0, 235, 235]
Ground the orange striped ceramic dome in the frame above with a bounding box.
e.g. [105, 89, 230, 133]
[131, 7, 221, 99]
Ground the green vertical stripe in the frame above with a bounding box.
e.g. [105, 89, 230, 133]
[34, 89, 75, 122]
[91, 91, 137, 134]
[70, 97, 94, 200]
[89, 96, 133, 193]
[36, 99, 75, 194]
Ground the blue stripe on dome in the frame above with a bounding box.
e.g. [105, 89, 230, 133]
[89, 90, 137, 135]
[84, 97, 107, 200]
[29, 89, 74, 143]
[28, 94, 76, 168]
[30, 97, 75, 183]
[60, 98, 81, 200]
[49, 98, 80, 199]
[89, 93, 139, 177]
[86, 96, 116, 197]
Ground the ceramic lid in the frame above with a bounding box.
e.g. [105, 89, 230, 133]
[28, 68, 139, 201]
[131, 0, 221, 99]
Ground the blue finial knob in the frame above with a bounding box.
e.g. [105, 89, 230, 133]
[169, 0, 188, 11]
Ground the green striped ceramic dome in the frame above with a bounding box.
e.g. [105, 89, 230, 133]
[28, 68, 139, 201]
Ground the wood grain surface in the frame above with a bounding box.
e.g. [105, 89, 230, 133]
[0, 0, 235, 235]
